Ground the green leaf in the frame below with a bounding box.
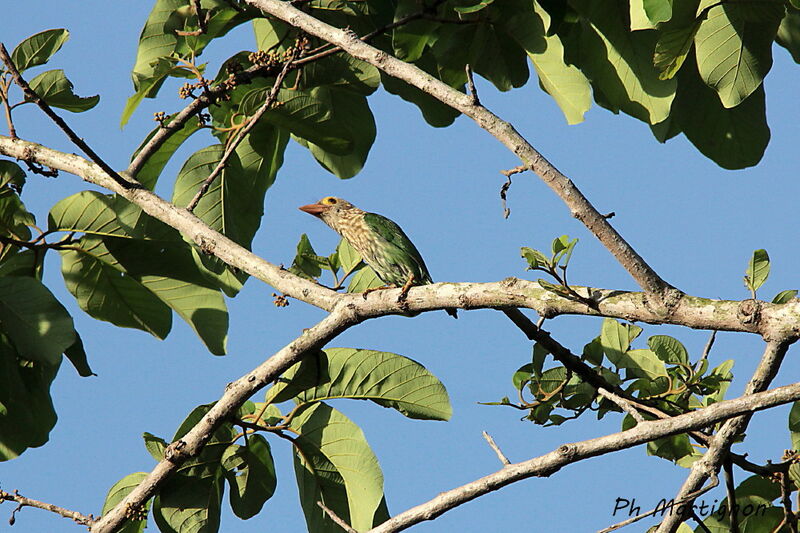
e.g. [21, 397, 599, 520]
[621, 348, 668, 379]
[298, 88, 376, 179]
[582, 336, 604, 366]
[59, 237, 172, 339]
[242, 88, 352, 155]
[63, 333, 94, 377]
[647, 432, 694, 463]
[600, 318, 633, 365]
[121, 58, 188, 127]
[347, 265, 383, 293]
[139, 274, 228, 355]
[772, 289, 798, 304]
[694, 0, 784, 108]
[777, 9, 800, 64]
[143, 432, 168, 461]
[152, 474, 223, 533]
[654, 23, 700, 80]
[130, 0, 184, 90]
[644, 0, 673, 25]
[101, 472, 150, 533]
[630, 0, 657, 31]
[432, 21, 529, 92]
[290, 234, 323, 280]
[26, 70, 99, 112]
[523, 1, 591, 125]
[130, 118, 202, 189]
[0, 277, 75, 365]
[0, 188, 34, 243]
[512, 363, 534, 391]
[0, 161, 26, 191]
[0, 249, 42, 279]
[521, 246, 548, 270]
[291, 402, 386, 532]
[537, 279, 571, 298]
[380, 51, 462, 127]
[299, 53, 380, 96]
[673, 59, 769, 169]
[102, 237, 229, 355]
[221, 435, 277, 519]
[253, 17, 292, 52]
[171, 144, 257, 249]
[453, 0, 495, 14]
[49, 191, 128, 237]
[744, 248, 770, 294]
[10, 29, 69, 73]
[648, 335, 688, 364]
[0, 335, 59, 461]
[572, 0, 676, 124]
[279, 348, 451, 420]
[790, 401, 800, 451]
[336, 238, 362, 272]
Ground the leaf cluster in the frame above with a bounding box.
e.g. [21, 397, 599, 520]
[104, 348, 451, 533]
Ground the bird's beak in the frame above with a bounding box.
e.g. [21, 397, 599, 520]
[298, 203, 328, 217]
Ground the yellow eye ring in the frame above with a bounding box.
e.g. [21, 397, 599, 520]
[321, 196, 337, 205]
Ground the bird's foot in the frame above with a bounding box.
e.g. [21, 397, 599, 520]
[362, 284, 394, 299]
[397, 274, 416, 303]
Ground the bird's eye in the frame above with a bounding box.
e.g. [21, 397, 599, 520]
[322, 197, 337, 205]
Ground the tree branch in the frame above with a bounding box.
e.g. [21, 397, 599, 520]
[0, 43, 136, 191]
[4, 137, 800, 338]
[367, 381, 800, 533]
[655, 339, 793, 533]
[0, 489, 94, 527]
[89, 304, 361, 533]
[244, 0, 679, 312]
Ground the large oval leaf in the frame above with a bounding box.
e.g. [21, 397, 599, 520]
[271, 348, 452, 421]
[290, 402, 386, 532]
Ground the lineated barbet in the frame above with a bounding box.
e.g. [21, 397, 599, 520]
[298, 197, 457, 318]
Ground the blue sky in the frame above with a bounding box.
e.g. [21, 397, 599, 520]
[3, 2, 800, 532]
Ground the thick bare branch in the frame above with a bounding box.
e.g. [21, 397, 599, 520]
[368, 381, 800, 533]
[6, 136, 800, 337]
[90, 304, 361, 533]
[655, 339, 793, 533]
[244, 0, 679, 311]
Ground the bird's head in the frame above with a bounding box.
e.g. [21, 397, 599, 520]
[298, 196, 357, 223]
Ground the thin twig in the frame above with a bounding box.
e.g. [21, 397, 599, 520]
[0, 76, 16, 138]
[597, 476, 718, 533]
[722, 458, 739, 533]
[780, 469, 799, 533]
[482, 431, 510, 465]
[597, 388, 646, 423]
[465, 64, 479, 105]
[0, 43, 135, 190]
[695, 330, 717, 371]
[186, 51, 297, 211]
[317, 501, 357, 533]
[0, 489, 94, 526]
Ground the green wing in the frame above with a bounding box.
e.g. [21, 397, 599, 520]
[363, 212, 433, 284]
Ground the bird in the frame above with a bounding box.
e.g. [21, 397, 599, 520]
[298, 196, 457, 318]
